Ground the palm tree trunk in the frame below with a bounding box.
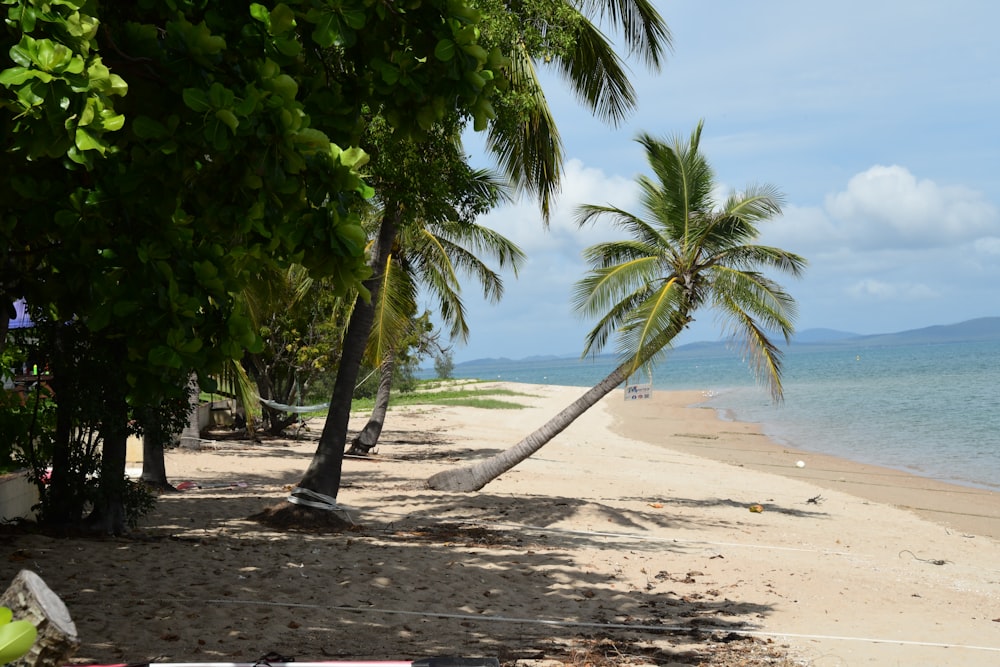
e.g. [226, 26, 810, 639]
[426, 361, 632, 491]
[426, 312, 692, 493]
[290, 208, 401, 509]
[348, 350, 395, 455]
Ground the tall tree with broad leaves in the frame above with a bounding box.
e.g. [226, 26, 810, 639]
[428, 121, 807, 491]
[0, 0, 503, 534]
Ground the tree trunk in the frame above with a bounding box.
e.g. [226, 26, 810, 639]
[287, 210, 401, 512]
[85, 345, 130, 536]
[140, 434, 173, 492]
[0, 569, 79, 667]
[44, 327, 78, 525]
[427, 362, 633, 491]
[348, 350, 395, 455]
[0, 301, 9, 356]
[426, 310, 693, 492]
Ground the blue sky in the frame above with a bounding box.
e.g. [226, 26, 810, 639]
[437, 1, 1000, 362]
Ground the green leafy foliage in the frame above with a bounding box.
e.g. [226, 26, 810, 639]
[1, 0, 505, 399]
[0, 607, 37, 664]
[1, 0, 505, 530]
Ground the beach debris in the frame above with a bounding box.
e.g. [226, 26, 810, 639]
[795, 460, 806, 468]
[748, 504, 764, 513]
[806, 494, 824, 505]
[176, 480, 248, 491]
[647, 502, 664, 509]
[899, 549, 950, 566]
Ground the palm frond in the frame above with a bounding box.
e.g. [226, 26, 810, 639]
[578, 288, 650, 356]
[580, 238, 656, 270]
[710, 266, 798, 337]
[395, 194, 526, 343]
[367, 254, 418, 365]
[576, 0, 672, 68]
[615, 278, 686, 368]
[576, 202, 667, 250]
[572, 255, 662, 319]
[713, 245, 807, 277]
[715, 295, 787, 402]
[551, 15, 636, 125]
[637, 125, 715, 245]
[214, 359, 259, 427]
[487, 41, 562, 221]
[722, 184, 786, 222]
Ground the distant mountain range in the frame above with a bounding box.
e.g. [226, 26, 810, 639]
[456, 316, 1000, 367]
[825, 316, 1000, 346]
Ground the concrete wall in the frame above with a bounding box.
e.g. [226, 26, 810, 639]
[0, 471, 38, 522]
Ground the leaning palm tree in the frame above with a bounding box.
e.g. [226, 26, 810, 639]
[428, 121, 807, 491]
[349, 197, 525, 454]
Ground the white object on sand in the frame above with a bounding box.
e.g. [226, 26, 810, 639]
[796, 460, 806, 468]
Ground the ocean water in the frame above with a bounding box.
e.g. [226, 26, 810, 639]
[441, 339, 1000, 491]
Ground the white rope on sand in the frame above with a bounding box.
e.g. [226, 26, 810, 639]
[194, 598, 1000, 654]
[357, 508, 857, 557]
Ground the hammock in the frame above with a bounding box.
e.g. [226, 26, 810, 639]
[258, 397, 329, 414]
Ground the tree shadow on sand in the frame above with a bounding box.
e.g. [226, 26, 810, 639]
[2, 490, 792, 667]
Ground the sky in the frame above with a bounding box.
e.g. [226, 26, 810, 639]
[433, 1, 1000, 363]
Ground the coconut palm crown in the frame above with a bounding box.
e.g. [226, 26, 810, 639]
[574, 120, 806, 401]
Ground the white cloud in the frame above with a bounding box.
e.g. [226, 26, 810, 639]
[825, 165, 998, 250]
[846, 278, 940, 302]
[480, 159, 637, 255]
[757, 205, 837, 255]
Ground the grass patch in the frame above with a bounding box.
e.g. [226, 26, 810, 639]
[211, 378, 535, 420]
[351, 385, 535, 412]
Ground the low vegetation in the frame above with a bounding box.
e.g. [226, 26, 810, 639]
[351, 380, 535, 412]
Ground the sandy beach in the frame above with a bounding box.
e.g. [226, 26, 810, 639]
[3, 383, 1000, 666]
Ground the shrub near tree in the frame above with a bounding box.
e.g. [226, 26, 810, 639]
[242, 266, 347, 435]
[434, 351, 456, 381]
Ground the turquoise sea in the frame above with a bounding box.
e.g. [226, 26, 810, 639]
[439, 338, 1000, 492]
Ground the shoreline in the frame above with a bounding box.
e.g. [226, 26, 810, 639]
[607, 388, 1000, 541]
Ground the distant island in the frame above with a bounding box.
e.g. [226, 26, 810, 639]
[456, 316, 1000, 367]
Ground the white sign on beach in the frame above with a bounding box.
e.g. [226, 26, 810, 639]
[624, 383, 651, 401]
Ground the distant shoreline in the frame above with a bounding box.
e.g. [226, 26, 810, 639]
[447, 315, 1000, 366]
